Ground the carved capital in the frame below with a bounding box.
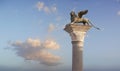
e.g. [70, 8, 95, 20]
[70, 31, 86, 42]
[64, 24, 91, 42]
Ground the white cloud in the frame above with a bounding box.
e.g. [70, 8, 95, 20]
[117, 11, 120, 16]
[36, 1, 57, 13]
[39, 50, 60, 66]
[44, 6, 51, 13]
[10, 38, 61, 66]
[36, 2, 44, 11]
[43, 39, 59, 50]
[48, 24, 56, 32]
[51, 6, 57, 12]
[56, 16, 62, 21]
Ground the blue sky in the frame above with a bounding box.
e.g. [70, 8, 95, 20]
[0, 0, 120, 71]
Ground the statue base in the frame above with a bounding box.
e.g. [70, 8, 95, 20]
[64, 23, 91, 33]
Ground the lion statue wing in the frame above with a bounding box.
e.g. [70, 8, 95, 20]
[78, 10, 88, 18]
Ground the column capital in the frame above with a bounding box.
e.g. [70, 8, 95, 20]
[64, 24, 91, 33]
[64, 24, 91, 41]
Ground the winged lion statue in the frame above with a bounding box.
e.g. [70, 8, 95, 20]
[70, 10, 100, 30]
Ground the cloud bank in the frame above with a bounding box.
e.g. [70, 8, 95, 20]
[10, 38, 61, 66]
[36, 1, 57, 13]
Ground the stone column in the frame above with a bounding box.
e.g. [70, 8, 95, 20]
[64, 24, 91, 71]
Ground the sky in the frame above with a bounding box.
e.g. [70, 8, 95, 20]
[0, 0, 120, 71]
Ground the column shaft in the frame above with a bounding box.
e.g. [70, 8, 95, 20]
[72, 41, 83, 71]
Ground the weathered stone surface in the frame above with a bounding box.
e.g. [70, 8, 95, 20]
[64, 24, 91, 33]
[64, 23, 91, 71]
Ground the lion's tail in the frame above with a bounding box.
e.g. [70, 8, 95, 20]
[88, 20, 100, 30]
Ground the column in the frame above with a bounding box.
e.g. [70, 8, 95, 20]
[64, 24, 91, 71]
